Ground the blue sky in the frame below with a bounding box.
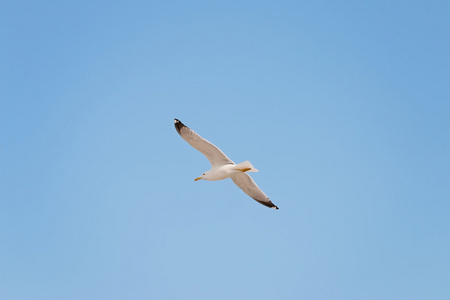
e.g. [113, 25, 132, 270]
[1, 1, 449, 299]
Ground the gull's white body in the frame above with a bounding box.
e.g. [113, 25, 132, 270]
[174, 118, 279, 209]
[202, 161, 258, 181]
[204, 165, 237, 181]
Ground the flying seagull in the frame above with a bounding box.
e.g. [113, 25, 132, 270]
[174, 118, 279, 209]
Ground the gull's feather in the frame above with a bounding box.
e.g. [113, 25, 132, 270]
[231, 173, 279, 209]
[174, 119, 234, 167]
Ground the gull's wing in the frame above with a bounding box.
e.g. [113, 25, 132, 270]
[231, 173, 279, 209]
[174, 119, 234, 167]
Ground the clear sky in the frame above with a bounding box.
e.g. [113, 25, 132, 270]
[1, 1, 449, 299]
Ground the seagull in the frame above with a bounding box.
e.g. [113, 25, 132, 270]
[174, 118, 279, 209]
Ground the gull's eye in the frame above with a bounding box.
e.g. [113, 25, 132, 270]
[203, 173, 205, 175]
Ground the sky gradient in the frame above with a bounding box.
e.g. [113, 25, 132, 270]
[1, 1, 449, 299]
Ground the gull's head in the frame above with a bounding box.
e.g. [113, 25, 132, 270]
[195, 172, 207, 181]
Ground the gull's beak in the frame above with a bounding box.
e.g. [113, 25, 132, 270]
[194, 177, 202, 181]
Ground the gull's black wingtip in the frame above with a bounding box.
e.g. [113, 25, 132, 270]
[256, 199, 279, 210]
[174, 118, 186, 134]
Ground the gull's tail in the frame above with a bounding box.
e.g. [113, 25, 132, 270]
[234, 161, 259, 173]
